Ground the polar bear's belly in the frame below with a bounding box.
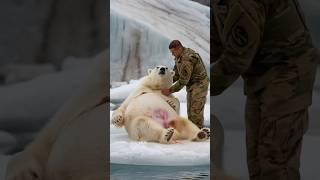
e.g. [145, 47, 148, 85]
[125, 93, 178, 127]
[152, 108, 171, 128]
[45, 105, 107, 180]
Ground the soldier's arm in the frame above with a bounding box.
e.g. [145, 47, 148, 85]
[169, 60, 193, 92]
[211, 1, 265, 96]
[173, 65, 180, 82]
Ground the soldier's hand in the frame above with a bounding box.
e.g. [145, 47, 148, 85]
[161, 89, 171, 96]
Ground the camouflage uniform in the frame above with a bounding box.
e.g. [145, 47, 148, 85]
[169, 47, 209, 128]
[212, 0, 318, 179]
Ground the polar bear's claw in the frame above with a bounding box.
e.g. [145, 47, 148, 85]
[112, 113, 124, 127]
[165, 128, 175, 142]
[160, 128, 174, 143]
[166, 100, 176, 110]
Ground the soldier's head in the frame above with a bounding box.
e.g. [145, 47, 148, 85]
[169, 40, 184, 59]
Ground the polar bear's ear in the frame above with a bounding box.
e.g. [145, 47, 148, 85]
[148, 69, 153, 75]
[171, 70, 175, 77]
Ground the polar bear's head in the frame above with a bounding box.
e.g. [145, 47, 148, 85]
[142, 65, 175, 89]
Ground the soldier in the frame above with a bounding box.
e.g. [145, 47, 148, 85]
[161, 40, 209, 129]
[212, 0, 319, 179]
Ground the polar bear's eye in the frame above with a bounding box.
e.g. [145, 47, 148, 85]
[156, 67, 159, 69]
[166, 67, 168, 70]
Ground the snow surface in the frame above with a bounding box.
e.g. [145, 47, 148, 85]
[0, 53, 106, 131]
[0, 63, 56, 85]
[110, 126, 209, 166]
[110, 0, 210, 81]
[110, 79, 210, 166]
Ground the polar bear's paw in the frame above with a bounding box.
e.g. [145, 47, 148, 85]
[201, 128, 210, 138]
[112, 112, 124, 127]
[160, 128, 175, 144]
[192, 128, 210, 142]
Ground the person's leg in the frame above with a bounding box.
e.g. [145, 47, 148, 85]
[258, 109, 308, 180]
[187, 90, 191, 123]
[245, 94, 262, 180]
[188, 81, 209, 128]
[212, 114, 224, 169]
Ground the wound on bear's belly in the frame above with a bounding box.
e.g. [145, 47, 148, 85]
[152, 109, 170, 128]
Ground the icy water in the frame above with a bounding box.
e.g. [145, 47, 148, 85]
[110, 164, 210, 180]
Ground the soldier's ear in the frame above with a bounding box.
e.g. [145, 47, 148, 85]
[148, 69, 153, 74]
[171, 70, 175, 77]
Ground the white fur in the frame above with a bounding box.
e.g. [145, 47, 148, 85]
[5, 50, 108, 180]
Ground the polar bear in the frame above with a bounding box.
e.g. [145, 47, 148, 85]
[5, 51, 108, 180]
[112, 65, 210, 143]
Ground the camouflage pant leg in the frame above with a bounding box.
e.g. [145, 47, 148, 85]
[246, 94, 309, 180]
[258, 109, 308, 180]
[245, 94, 262, 180]
[212, 114, 224, 169]
[187, 80, 209, 129]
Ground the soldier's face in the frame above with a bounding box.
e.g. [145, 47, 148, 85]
[170, 48, 181, 58]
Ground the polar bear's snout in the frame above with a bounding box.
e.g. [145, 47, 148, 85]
[159, 67, 166, 75]
[157, 66, 168, 75]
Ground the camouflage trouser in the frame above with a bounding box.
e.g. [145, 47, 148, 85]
[245, 93, 309, 180]
[187, 78, 209, 129]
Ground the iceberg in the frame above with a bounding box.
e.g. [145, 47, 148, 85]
[110, 0, 210, 82]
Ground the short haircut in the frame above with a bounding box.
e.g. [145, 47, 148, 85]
[169, 40, 183, 49]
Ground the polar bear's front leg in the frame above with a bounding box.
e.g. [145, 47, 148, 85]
[112, 89, 146, 128]
[111, 110, 125, 127]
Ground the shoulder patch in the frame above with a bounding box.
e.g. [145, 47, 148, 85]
[231, 25, 248, 47]
[222, 2, 260, 54]
[190, 54, 199, 64]
[181, 54, 193, 63]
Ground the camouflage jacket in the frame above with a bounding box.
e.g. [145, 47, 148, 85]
[170, 48, 209, 92]
[212, 0, 318, 96]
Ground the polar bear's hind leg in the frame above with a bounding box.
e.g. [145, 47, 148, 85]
[192, 128, 210, 142]
[169, 117, 210, 141]
[201, 127, 210, 138]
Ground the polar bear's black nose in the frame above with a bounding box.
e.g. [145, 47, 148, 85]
[159, 67, 166, 74]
